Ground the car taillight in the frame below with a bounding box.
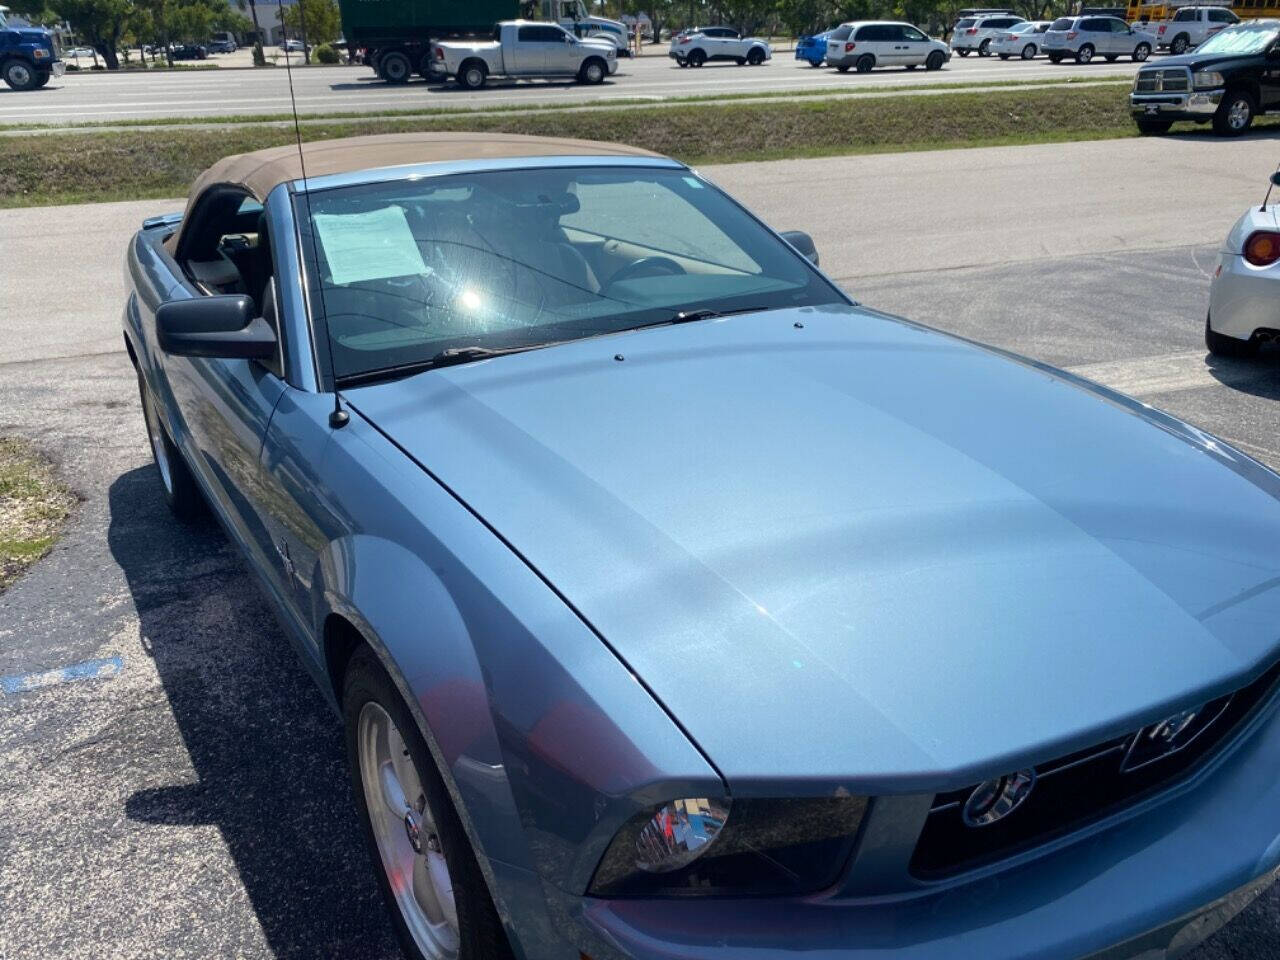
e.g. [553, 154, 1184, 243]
[1067, 31, 1078, 38]
[966, 27, 978, 34]
[678, 36, 690, 44]
[844, 41, 855, 51]
[1244, 231, 1280, 267]
[433, 46, 444, 59]
[1158, 24, 1167, 34]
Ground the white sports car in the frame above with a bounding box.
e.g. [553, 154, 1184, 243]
[1207, 170, 1280, 356]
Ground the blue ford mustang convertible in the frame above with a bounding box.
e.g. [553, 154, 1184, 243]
[124, 132, 1280, 960]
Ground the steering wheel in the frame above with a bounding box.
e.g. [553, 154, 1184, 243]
[603, 256, 685, 293]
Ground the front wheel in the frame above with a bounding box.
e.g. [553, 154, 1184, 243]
[136, 369, 203, 520]
[747, 46, 765, 65]
[978, 38, 991, 56]
[926, 50, 945, 70]
[1021, 43, 1036, 59]
[1, 58, 37, 90]
[345, 648, 514, 960]
[1075, 43, 1094, 64]
[1133, 42, 1151, 61]
[578, 57, 606, 84]
[1135, 118, 1172, 134]
[855, 54, 874, 72]
[1205, 315, 1258, 358]
[1213, 89, 1254, 136]
[957, 48, 970, 57]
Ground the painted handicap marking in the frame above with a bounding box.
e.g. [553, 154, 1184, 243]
[0, 655, 124, 696]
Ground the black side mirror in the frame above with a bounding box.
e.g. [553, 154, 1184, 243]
[157, 295, 277, 360]
[780, 230, 820, 267]
[1268, 45, 1280, 60]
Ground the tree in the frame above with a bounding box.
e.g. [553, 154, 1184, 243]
[234, 0, 267, 65]
[281, 0, 341, 63]
[11, 0, 131, 67]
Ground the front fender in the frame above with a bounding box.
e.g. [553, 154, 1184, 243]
[308, 413, 723, 957]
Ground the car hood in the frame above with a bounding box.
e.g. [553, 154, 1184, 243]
[347, 304, 1280, 793]
[1149, 50, 1261, 71]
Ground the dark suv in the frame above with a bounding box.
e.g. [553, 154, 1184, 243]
[1130, 19, 1280, 135]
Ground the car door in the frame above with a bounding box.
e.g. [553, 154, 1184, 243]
[512, 24, 553, 73]
[545, 25, 579, 73]
[160, 194, 289, 573]
[898, 24, 933, 65]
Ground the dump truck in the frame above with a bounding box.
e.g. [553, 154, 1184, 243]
[340, 0, 627, 83]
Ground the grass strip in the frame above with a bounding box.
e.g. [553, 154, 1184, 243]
[0, 84, 1246, 208]
[13, 75, 1124, 130]
[0, 437, 77, 592]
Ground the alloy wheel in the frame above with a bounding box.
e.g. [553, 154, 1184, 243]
[358, 701, 460, 960]
[1228, 97, 1251, 130]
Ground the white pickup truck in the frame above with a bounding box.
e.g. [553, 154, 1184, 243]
[1143, 5, 1239, 54]
[429, 20, 617, 89]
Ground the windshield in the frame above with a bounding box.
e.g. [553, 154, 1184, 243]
[1195, 21, 1280, 55]
[298, 166, 845, 382]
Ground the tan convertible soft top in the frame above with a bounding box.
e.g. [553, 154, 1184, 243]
[187, 132, 664, 208]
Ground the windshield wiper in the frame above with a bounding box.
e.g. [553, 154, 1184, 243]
[660, 305, 771, 327]
[337, 343, 545, 388]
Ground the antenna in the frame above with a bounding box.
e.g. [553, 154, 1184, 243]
[1262, 161, 1280, 213]
[280, 0, 349, 428]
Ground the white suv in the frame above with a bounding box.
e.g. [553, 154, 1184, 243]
[1043, 15, 1154, 64]
[825, 22, 951, 72]
[950, 14, 1025, 56]
[668, 26, 771, 67]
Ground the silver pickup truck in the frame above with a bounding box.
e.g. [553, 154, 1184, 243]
[429, 19, 618, 89]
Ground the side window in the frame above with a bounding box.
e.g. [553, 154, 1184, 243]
[1080, 18, 1102, 31]
[1208, 8, 1235, 22]
[902, 26, 928, 41]
[1173, 9, 1196, 21]
[517, 26, 538, 42]
[1110, 19, 1128, 32]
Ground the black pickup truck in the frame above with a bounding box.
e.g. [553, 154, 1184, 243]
[1129, 18, 1280, 135]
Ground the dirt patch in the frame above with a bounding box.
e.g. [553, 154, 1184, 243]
[0, 437, 78, 591]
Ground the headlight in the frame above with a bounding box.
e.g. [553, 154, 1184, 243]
[32, 48, 49, 59]
[1194, 70, 1224, 89]
[589, 796, 867, 897]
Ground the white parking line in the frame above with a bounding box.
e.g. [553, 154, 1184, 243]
[1064, 350, 1267, 398]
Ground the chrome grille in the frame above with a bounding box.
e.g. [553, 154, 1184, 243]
[1134, 67, 1190, 93]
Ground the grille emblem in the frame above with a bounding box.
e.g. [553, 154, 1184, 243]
[1120, 697, 1232, 772]
[962, 768, 1036, 828]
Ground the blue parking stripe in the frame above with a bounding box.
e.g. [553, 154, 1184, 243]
[0, 656, 124, 695]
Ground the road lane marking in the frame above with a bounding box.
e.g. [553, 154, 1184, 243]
[0, 656, 123, 695]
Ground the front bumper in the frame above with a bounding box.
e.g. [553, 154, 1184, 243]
[569, 685, 1280, 959]
[49, 60, 66, 77]
[1209, 250, 1280, 340]
[1130, 88, 1222, 119]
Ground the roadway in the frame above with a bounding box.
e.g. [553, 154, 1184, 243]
[2, 134, 1279, 957]
[0, 47, 1148, 125]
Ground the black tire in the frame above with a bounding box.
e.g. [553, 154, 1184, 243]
[1205, 315, 1258, 358]
[957, 48, 970, 56]
[677, 57, 688, 67]
[135, 369, 203, 521]
[379, 50, 412, 84]
[1213, 89, 1255, 136]
[1170, 33, 1189, 55]
[1, 57, 38, 90]
[855, 54, 874, 72]
[747, 46, 765, 65]
[1135, 118, 1172, 134]
[688, 48, 705, 67]
[978, 38, 991, 56]
[577, 56, 606, 84]
[1075, 43, 1094, 64]
[33, 70, 50, 88]
[343, 647, 514, 960]
[1048, 52, 1063, 63]
[1021, 43, 1036, 59]
[456, 59, 487, 89]
[926, 50, 945, 70]
[1133, 42, 1150, 61]
[809, 58, 823, 67]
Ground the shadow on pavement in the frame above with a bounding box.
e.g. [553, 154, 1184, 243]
[108, 464, 397, 959]
[1205, 345, 1280, 402]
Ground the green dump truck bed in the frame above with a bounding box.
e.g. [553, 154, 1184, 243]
[339, 0, 521, 44]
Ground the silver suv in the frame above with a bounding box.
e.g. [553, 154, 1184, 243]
[1042, 15, 1154, 63]
[950, 13, 1025, 56]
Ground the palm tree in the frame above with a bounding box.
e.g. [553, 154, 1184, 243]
[236, 0, 265, 64]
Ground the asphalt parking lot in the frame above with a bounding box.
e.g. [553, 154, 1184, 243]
[3, 134, 1280, 958]
[0, 47, 1147, 124]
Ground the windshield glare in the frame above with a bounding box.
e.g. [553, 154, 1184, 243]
[1195, 21, 1280, 55]
[299, 166, 844, 381]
